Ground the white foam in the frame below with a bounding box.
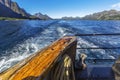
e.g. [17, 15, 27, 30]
[0, 24, 61, 73]
[0, 20, 119, 72]
[0, 59, 5, 69]
[77, 37, 116, 59]
[0, 36, 51, 72]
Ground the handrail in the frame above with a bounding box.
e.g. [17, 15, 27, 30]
[77, 47, 120, 49]
[85, 59, 116, 62]
[75, 33, 120, 36]
[75, 33, 120, 50]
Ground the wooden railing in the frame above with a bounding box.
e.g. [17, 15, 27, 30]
[0, 36, 77, 80]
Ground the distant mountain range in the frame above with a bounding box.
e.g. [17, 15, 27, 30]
[1, 0, 120, 20]
[82, 9, 120, 20]
[62, 16, 80, 20]
[0, 0, 51, 20]
[62, 9, 120, 20]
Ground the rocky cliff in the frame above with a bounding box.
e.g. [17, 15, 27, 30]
[0, 0, 30, 18]
[0, 0, 52, 19]
[0, 0, 11, 8]
[10, 2, 30, 17]
[0, 2, 24, 18]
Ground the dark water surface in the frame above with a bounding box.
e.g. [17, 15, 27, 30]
[0, 20, 120, 72]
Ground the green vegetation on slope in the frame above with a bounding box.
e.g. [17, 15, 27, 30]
[0, 17, 25, 20]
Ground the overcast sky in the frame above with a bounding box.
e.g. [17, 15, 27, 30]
[14, 0, 120, 18]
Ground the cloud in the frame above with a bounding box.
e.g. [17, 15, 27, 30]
[112, 2, 120, 8]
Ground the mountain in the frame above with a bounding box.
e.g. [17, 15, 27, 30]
[0, 0, 30, 17]
[0, 2, 24, 18]
[10, 2, 30, 17]
[0, 0, 52, 20]
[34, 12, 52, 20]
[82, 9, 120, 20]
[0, 0, 11, 8]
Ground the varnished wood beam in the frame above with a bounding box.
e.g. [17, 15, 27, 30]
[0, 36, 77, 80]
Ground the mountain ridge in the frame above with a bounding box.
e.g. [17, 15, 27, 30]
[0, 2, 25, 18]
[34, 12, 52, 20]
[82, 9, 120, 20]
[61, 9, 120, 20]
[0, 0, 52, 20]
[0, 0, 30, 18]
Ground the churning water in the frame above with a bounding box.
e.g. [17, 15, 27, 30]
[0, 20, 120, 72]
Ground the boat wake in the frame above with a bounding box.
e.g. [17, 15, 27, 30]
[0, 20, 120, 72]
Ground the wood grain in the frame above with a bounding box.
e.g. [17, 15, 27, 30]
[0, 36, 77, 80]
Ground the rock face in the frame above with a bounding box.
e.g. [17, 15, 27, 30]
[34, 12, 51, 20]
[0, 3, 23, 18]
[10, 2, 30, 17]
[0, 0, 11, 8]
[0, 0, 30, 18]
[82, 9, 120, 20]
[0, 0, 51, 19]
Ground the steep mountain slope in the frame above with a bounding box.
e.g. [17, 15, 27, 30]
[0, 3, 24, 18]
[0, 0, 30, 18]
[10, 2, 30, 17]
[0, 0, 11, 8]
[0, 0, 52, 19]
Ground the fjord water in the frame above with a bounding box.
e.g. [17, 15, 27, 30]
[0, 20, 120, 72]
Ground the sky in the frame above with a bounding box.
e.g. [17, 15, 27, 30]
[14, 0, 120, 18]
